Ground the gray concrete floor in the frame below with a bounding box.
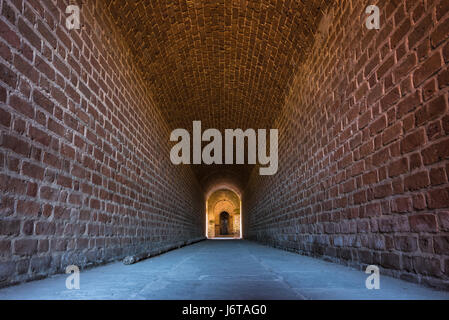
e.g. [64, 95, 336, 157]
[0, 240, 448, 300]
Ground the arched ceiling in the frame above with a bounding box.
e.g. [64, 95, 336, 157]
[105, 0, 330, 191]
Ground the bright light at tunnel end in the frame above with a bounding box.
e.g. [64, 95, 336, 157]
[205, 188, 243, 240]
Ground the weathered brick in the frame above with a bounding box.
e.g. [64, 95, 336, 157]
[1, 134, 31, 156]
[18, 18, 41, 49]
[416, 95, 448, 126]
[33, 90, 54, 114]
[409, 214, 437, 232]
[394, 53, 417, 81]
[0, 220, 20, 236]
[433, 236, 449, 254]
[0, 20, 20, 48]
[413, 256, 442, 276]
[14, 239, 38, 256]
[29, 126, 51, 147]
[401, 128, 426, 154]
[380, 87, 401, 112]
[404, 171, 430, 191]
[413, 53, 443, 87]
[10, 95, 34, 119]
[431, 17, 449, 48]
[22, 162, 44, 180]
[421, 137, 449, 165]
[16, 200, 40, 217]
[0, 62, 17, 87]
[381, 252, 401, 269]
[394, 235, 417, 252]
[427, 187, 449, 209]
[0, 240, 11, 256]
[382, 122, 402, 145]
[438, 211, 449, 231]
[430, 167, 447, 185]
[388, 157, 408, 177]
[14, 53, 39, 84]
[0, 108, 11, 127]
[392, 196, 412, 213]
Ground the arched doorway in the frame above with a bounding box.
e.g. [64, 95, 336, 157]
[219, 211, 230, 235]
[206, 188, 241, 238]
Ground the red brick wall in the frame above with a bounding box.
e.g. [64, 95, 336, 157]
[0, 0, 204, 287]
[244, 0, 449, 289]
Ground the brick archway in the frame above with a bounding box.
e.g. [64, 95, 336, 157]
[207, 189, 241, 239]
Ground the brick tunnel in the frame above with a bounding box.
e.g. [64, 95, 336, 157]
[0, 0, 449, 299]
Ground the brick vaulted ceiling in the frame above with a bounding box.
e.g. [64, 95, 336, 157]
[105, 0, 330, 190]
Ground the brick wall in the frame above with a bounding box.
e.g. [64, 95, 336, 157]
[244, 0, 449, 289]
[0, 0, 204, 287]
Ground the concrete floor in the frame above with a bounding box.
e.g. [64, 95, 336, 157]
[0, 240, 448, 300]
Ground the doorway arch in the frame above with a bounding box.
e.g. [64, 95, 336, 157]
[206, 188, 241, 238]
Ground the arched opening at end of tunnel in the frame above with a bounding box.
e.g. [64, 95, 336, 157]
[206, 188, 242, 240]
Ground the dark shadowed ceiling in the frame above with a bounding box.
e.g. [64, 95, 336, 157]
[105, 0, 330, 192]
